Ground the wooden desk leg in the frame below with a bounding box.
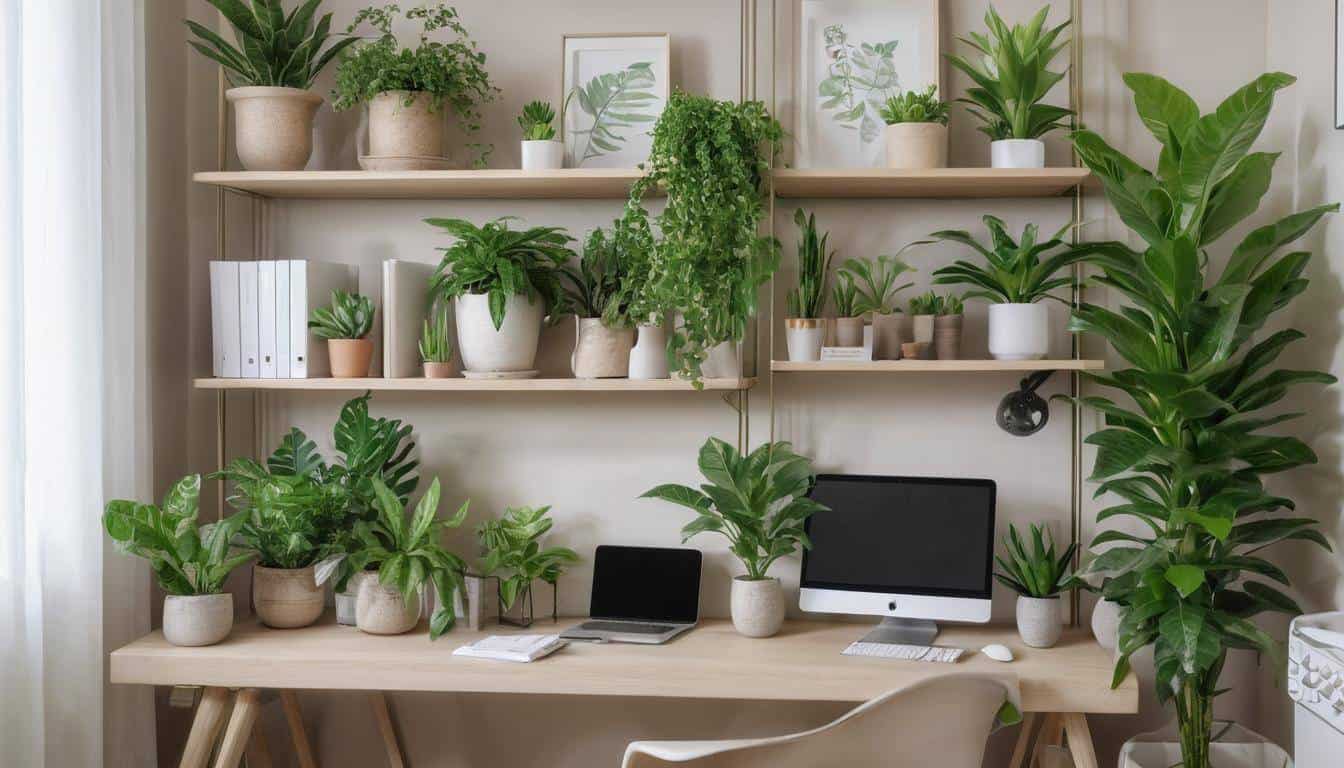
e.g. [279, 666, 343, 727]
[279, 690, 318, 768]
[1030, 713, 1065, 768]
[1009, 713, 1039, 768]
[181, 687, 232, 768]
[244, 718, 273, 768]
[1061, 713, 1100, 768]
[368, 692, 406, 768]
[214, 688, 263, 768]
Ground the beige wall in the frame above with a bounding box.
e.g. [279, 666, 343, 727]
[141, 1, 1344, 765]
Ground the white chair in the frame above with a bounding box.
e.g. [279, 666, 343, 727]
[622, 674, 1020, 768]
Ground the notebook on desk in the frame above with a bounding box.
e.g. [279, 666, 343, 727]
[453, 634, 567, 663]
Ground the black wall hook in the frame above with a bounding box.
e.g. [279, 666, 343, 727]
[996, 370, 1053, 436]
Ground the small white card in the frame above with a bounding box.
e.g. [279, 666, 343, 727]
[820, 346, 873, 361]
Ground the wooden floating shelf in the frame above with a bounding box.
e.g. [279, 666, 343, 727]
[771, 167, 1090, 199]
[194, 376, 755, 392]
[771, 359, 1103, 373]
[193, 168, 653, 200]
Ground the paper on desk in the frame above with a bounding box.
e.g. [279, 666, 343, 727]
[452, 634, 567, 663]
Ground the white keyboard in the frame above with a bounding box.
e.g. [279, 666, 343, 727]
[842, 641, 965, 663]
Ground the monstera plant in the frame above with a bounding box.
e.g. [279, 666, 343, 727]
[1068, 71, 1336, 767]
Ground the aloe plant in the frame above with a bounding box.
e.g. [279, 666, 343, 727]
[930, 216, 1080, 304]
[185, 0, 358, 88]
[308, 290, 374, 340]
[419, 305, 452, 363]
[840, 244, 924, 315]
[908, 290, 957, 316]
[994, 523, 1075, 598]
[879, 85, 950, 126]
[518, 100, 557, 141]
[565, 62, 658, 165]
[786, 209, 834, 319]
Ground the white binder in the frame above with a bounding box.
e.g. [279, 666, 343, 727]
[288, 260, 357, 378]
[258, 261, 277, 378]
[239, 261, 260, 378]
[209, 261, 241, 378]
[382, 260, 437, 378]
[275, 260, 291, 378]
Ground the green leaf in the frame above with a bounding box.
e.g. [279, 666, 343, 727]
[1086, 429, 1157, 479]
[1163, 565, 1206, 597]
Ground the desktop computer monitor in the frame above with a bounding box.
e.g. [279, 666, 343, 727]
[800, 474, 995, 645]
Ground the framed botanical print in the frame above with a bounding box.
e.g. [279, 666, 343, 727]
[796, 0, 942, 167]
[561, 33, 671, 168]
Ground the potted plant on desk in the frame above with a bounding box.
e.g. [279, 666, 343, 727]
[309, 289, 376, 377]
[994, 523, 1075, 648]
[477, 505, 579, 627]
[642, 437, 828, 638]
[784, 209, 832, 363]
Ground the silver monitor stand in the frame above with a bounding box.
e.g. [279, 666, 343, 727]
[860, 617, 939, 646]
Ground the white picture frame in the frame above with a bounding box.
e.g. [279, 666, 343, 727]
[561, 33, 671, 168]
[796, 0, 942, 168]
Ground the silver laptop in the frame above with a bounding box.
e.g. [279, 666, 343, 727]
[561, 545, 701, 645]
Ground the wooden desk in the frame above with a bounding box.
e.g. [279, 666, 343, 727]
[112, 615, 1136, 768]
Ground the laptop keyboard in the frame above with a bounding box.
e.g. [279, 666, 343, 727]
[578, 620, 674, 634]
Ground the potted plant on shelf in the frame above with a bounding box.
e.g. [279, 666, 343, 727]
[930, 216, 1080, 360]
[784, 209, 833, 362]
[946, 5, 1071, 169]
[426, 216, 571, 378]
[334, 3, 498, 169]
[642, 438, 828, 638]
[878, 85, 950, 169]
[104, 475, 252, 647]
[518, 100, 563, 171]
[1067, 71, 1336, 768]
[309, 289, 376, 377]
[905, 291, 939, 359]
[841, 246, 921, 361]
[186, 0, 357, 171]
[477, 505, 579, 627]
[829, 272, 863, 348]
[994, 523, 1075, 648]
[621, 91, 783, 385]
[560, 226, 635, 378]
[419, 304, 454, 378]
[608, 212, 668, 380]
[933, 294, 964, 361]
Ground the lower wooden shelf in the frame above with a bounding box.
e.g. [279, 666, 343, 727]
[193, 376, 757, 392]
[771, 359, 1103, 373]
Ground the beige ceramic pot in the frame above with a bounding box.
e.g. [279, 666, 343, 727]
[883, 122, 948, 169]
[423, 361, 454, 378]
[163, 593, 234, 647]
[328, 338, 373, 378]
[730, 577, 785, 638]
[252, 565, 324, 629]
[871, 312, 904, 360]
[369, 90, 444, 159]
[933, 314, 963, 360]
[833, 317, 865, 347]
[226, 86, 322, 171]
[572, 318, 635, 378]
[784, 318, 824, 362]
[356, 577, 421, 635]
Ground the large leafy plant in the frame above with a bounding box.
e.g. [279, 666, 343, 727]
[994, 523, 1075, 598]
[946, 5, 1072, 141]
[427, 216, 573, 331]
[565, 62, 658, 166]
[622, 92, 783, 383]
[930, 216, 1079, 304]
[211, 459, 349, 569]
[104, 475, 253, 595]
[186, 0, 358, 89]
[477, 506, 580, 612]
[642, 438, 828, 581]
[786, 209, 834, 320]
[558, 226, 633, 327]
[1067, 72, 1337, 768]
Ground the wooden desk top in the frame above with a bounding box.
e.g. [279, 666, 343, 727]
[111, 614, 1137, 714]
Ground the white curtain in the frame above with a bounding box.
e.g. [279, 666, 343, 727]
[1, 0, 156, 765]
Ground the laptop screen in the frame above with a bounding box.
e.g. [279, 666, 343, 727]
[590, 545, 701, 623]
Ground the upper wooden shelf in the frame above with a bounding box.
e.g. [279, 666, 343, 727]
[771, 168, 1090, 199]
[772, 359, 1103, 373]
[194, 376, 755, 392]
[193, 168, 652, 199]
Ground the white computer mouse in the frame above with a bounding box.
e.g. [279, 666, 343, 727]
[981, 644, 1014, 662]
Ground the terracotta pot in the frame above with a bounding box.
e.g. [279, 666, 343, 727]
[884, 122, 948, 169]
[870, 312, 904, 360]
[521, 140, 564, 170]
[833, 317, 865, 347]
[1016, 595, 1063, 648]
[784, 318, 824, 362]
[628, 323, 670, 379]
[328, 338, 373, 378]
[422, 361, 454, 378]
[572, 318, 635, 378]
[163, 593, 233, 647]
[455, 292, 543, 373]
[901, 341, 928, 360]
[730, 577, 785, 638]
[933, 314, 963, 360]
[252, 565, 324, 629]
[991, 138, 1046, 169]
[989, 303, 1050, 360]
[226, 86, 321, 171]
[355, 576, 421, 635]
[368, 90, 444, 159]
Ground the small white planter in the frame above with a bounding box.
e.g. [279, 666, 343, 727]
[989, 302, 1050, 360]
[628, 323, 670, 379]
[226, 86, 322, 171]
[701, 341, 740, 379]
[911, 314, 935, 345]
[252, 565, 324, 629]
[1091, 599, 1122, 652]
[884, 122, 948, 169]
[991, 138, 1046, 169]
[454, 292, 544, 374]
[833, 317, 864, 347]
[731, 577, 785, 638]
[572, 317, 634, 378]
[1016, 595, 1063, 648]
[785, 318, 824, 362]
[355, 577, 421, 636]
[368, 90, 444, 160]
[163, 593, 234, 647]
[521, 140, 564, 171]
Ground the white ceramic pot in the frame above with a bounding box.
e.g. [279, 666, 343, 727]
[833, 317, 864, 347]
[628, 323, 670, 379]
[368, 90, 444, 159]
[355, 576, 421, 635]
[335, 571, 371, 627]
[163, 593, 234, 647]
[933, 314, 963, 360]
[521, 140, 564, 170]
[1016, 595, 1063, 648]
[454, 292, 544, 373]
[884, 122, 948, 169]
[731, 577, 785, 638]
[701, 341, 740, 379]
[1091, 599, 1122, 652]
[1120, 723, 1291, 768]
[870, 313, 903, 360]
[252, 565, 324, 629]
[572, 317, 635, 378]
[991, 138, 1046, 169]
[226, 86, 321, 171]
[911, 314, 935, 345]
[785, 318, 824, 362]
[989, 302, 1050, 360]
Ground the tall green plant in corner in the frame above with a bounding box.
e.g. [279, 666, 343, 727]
[1068, 72, 1336, 768]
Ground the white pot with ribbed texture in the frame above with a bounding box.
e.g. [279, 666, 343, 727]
[252, 565, 324, 629]
[454, 292, 544, 373]
[163, 594, 234, 647]
[226, 86, 322, 171]
[1016, 595, 1063, 648]
[991, 138, 1046, 169]
[521, 140, 564, 170]
[731, 577, 785, 638]
[628, 323, 670, 379]
[989, 302, 1050, 360]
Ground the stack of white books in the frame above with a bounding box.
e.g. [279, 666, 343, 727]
[452, 634, 568, 663]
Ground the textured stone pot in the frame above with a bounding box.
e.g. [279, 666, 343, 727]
[521, 139, 564, 170]
[911, 314, 935, 345]
[252, 565, 324, 629]
[785, 318, 824, 362]
[1016, 595, 1063, 648]
[1091, 599, 1122, 652]
[572, 318, 635, 378]
[163, 593, 234, 647]
[991, 138, 1046, 169]
[356, 577, 421, 635]
[328, 338, 373, 378]
[368, 90, 444, 159]
[628, 323, 670, 379]
[989, 303, 1050, 360]
[884, 122, 948, 169]
[422, 361, 454, 378]
[870, 312, 904, 360]
[701, 341, 740, 379]
[833, 317, 865, 347]
[731, 577, 785, 638]
[933, 314, 963, 360]
[455, 292, 543, 373]
[226, 86, 321, 171]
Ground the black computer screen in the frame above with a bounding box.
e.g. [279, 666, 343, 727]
[590, 545, 702, 623]
[801, 475, 995, 599]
